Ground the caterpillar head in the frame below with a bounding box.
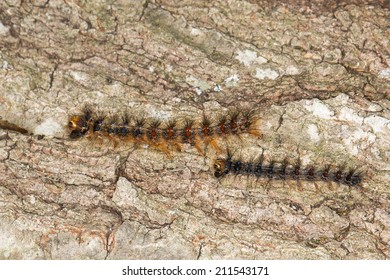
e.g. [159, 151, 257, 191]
[68, 108, 92, 139]
[213, 159, 229, 178]
[68, 115, 90, 138]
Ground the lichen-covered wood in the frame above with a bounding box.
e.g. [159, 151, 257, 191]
[0, 0, 389, 259]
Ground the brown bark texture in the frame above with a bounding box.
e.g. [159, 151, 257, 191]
[0, 0, 389, 259]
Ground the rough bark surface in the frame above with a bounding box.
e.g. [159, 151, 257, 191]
[0, 0, 389, 259]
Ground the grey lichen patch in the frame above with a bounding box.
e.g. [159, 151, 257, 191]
[33, 118, 63, 137]
[379, 69, 390, 79]
[235, 49, 267, 67]
[185, 75, 211, 94]
[223, 74, 239, 87]
[255, 67, 279, 80]
[364, 116, 390, 134]
[0, 21, 10, 36]
[68, 70, 91, 85]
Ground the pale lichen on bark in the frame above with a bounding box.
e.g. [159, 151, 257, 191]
[0, 0, 389, 259]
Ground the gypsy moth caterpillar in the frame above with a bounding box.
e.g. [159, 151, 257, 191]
[213, 153, 362, 187]
[68, 106, 261, 155]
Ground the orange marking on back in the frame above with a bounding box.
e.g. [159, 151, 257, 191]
[150, 128, 158, 140]
[166, 127, 175, 139]
[184, 127, 192, 138]
[202, 125, 210, 136]
[219, 123, 226, 134]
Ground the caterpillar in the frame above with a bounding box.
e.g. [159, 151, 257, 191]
[213, 154, 362, 186]
[68, 107, 261, 155]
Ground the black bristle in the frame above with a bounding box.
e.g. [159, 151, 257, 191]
[232, 160, 242, 173]
[150, 120, 161, 128]
[162, 120, 177, 140]
[93, 117, 104, 132]
[266, 161, 275, 178]
[106, 119, 116, 134]
[334, 169, 343, 182]
[181, 119, 195, 143]
[83, 107, 93, 122]
[229, 111, 240, 134]
[305, 166, 315, 181]
[254, 163, 263, 176]
[244, 162, 254, 174]
[202, 115, 211, 127]
[135, 118, 146, 127]
[279, 159, 288, 179]
[254, 154, 264, 176]
[199, 115, 213, 137]
[122, 113, 130, 125]
[147, 120, 161, 140]
[292, 160, 301, 180]
[132, 118, 145, 138]
[216, 116, 228, 134]
[321, 165, 331, 181]
[344, 169, 361, 186]
[240, 110, 255, 130]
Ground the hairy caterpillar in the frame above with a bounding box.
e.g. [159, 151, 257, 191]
[213, 154, 362, 186]
[68, 107, 261, 155]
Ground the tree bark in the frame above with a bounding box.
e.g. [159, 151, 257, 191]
[0, 0, 389, 259]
